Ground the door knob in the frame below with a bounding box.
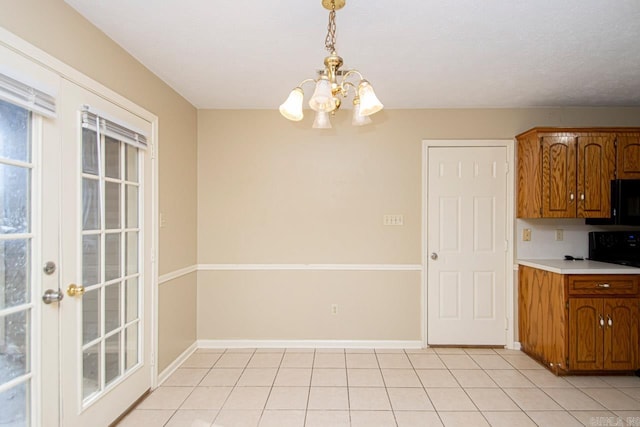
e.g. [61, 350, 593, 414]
[430, 252, 438, 260]
[42, 289, 64, 304]
[67, 284, 85, 297]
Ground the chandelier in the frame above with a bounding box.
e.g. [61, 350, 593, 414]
[279, 0, 383, 129]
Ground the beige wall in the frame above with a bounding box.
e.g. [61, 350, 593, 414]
[198, 108, 640, 342]
[158, 273, 197, 368]
[198, 270, 421, 341]
[0, 0, 198, 371]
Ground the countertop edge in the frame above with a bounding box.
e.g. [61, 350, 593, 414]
[517, 259, 640, 275]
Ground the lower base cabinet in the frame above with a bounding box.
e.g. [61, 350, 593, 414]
[569, 298, 638, 371]
[519, 265, 639, 374]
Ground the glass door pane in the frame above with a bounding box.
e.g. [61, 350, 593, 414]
[0, 99, 33, 427]
[81, 126, 141, 404]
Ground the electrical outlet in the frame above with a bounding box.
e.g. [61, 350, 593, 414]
[522, 228, 532, 241]
[331, 304, 338, 315]
[555, 229, 564, 241]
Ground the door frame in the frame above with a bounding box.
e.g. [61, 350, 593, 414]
[0, 26, 160, 424]
[422, 140, 515, 349]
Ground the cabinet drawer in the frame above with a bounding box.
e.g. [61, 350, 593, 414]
[568, 275, 639, 296]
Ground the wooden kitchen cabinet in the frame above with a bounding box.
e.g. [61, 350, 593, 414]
[518, 265, 640, 374]
[569, 298, 638, 371]
[616, 133, 640, 179]
[518, 266, 567, 372]
[518, 128, 615, 218]
[517, 128, 640, 218]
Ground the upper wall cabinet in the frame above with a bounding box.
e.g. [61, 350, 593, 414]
[516, 128, 640, 218]
[616, 132, 640, 179]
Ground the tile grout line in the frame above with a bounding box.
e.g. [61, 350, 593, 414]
[407, 348, 445, 426]
[162, 351, 224, 426]
[256, 350, 286, 426]
[373, 348, 399, 427]
[304, 349, 317, 426]
[210, 348, 256, 426]
[473, 351, 539, 426]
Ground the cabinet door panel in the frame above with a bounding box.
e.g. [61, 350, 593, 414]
[616, 134, 640, 179]
[517, 134, 542, 218]
[542, 136, 576, 217]
[569, 299, 603, 370]
[577, 135, 615, 218]
[603, 298, 638, 370]
[518, 266, 566, 370]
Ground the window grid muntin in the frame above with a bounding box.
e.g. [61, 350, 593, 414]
[0, 101, 34, 426]
[80, 126, 142, 405]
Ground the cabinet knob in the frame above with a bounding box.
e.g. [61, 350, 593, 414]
[607, 315, 613, 328]
[580, 193, 585, 201]
[570, 193, 575, 201]
[599, 315, 604, 328]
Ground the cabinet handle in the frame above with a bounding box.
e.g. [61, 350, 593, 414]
[607, 315, 612, 328]
[570, 193, 575, 201]
[599, 315, 604, 328]
[596, 283, 611, 288]
[580, 193, 585, 201]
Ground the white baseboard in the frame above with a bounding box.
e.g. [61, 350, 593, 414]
[157, 342, 198, 386]
[197, 339, 424, 349]
[513, 341, 522, 350]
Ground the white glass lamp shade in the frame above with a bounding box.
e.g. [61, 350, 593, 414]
[312, 111, 332, 129]
[279, 87, 304, 121]
[308, 78, 337, 112]
[357, 80, 384, 116]
[352, 99, 372, 126]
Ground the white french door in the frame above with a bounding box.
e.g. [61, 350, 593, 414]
[427, 145, 509, 345]
[57, 79, 153, 427]
[0, 40, 154, 427]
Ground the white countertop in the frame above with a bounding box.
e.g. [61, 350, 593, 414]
[517, 259, 640, 275]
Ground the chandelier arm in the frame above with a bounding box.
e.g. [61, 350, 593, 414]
[296, 78, 318, 89]
[342, 69, 364, 84]
[338, 80, 357, 97]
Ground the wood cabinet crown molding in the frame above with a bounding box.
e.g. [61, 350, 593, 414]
[516, 127, 640, 138]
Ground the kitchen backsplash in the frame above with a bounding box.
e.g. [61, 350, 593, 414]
[515, 218, 640, 260]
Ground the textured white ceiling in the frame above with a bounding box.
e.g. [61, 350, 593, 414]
[64, 0, 640, 109]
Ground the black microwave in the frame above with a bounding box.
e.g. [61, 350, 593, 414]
[586, 179, 640, 225]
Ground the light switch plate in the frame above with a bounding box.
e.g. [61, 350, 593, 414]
[383, 214, 404, 226]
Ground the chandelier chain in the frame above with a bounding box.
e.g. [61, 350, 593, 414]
[324, 0, 337, 52]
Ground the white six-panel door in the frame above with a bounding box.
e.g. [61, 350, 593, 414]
[427, 145, 508, 345]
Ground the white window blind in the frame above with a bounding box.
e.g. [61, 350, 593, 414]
[0, 72, 56, 118]
[81, 108, 147, 149]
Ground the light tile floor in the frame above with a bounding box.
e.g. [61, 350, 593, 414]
[118, 348, 640, 427]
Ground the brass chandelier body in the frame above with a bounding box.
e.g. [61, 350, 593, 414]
[279, 0, 383, 128]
